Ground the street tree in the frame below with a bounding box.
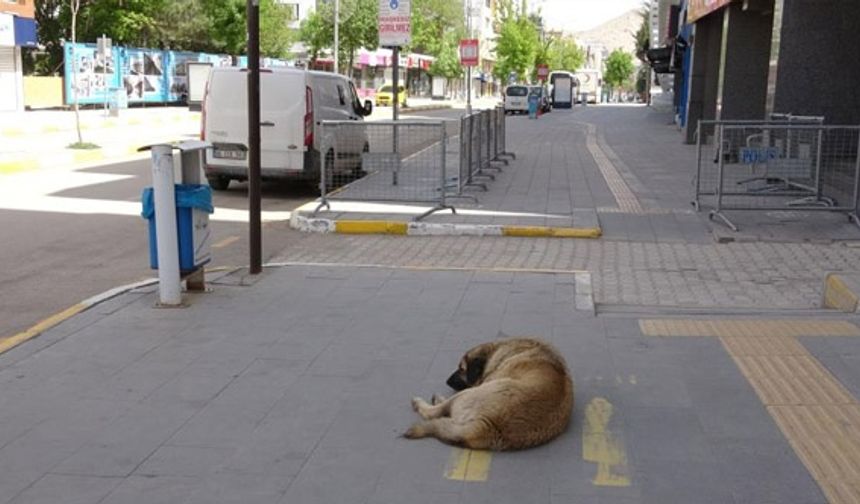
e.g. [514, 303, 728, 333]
[603, 48, 635, 100]
[429, 32, 464, 92]
[410, 0, 464, 57]
[493, 0, 540, 84]
[299, 0, 377, 73]
[547, 36, 585, 72]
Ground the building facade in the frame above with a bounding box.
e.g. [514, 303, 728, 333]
[649, 0, 860, 143]
[0, 0, 37, 111]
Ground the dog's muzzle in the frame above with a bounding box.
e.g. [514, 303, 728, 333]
[447, 371, 469, 391]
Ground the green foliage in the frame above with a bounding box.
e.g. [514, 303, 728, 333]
[493, 0, 540, 84]
[299, 0, 378, 71]
[27, 0, 298, 76]
[78, 0, 168, 46]
[634, 1, 650, 62]
[547, 36, 584, 73]
[603, 49, 636, 91]
[410, 0, 464, 57]
[429, 32, 463, 79]
[299, 2, 334, 63]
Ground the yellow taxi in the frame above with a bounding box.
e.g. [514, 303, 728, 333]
[375, 84, 407, 107]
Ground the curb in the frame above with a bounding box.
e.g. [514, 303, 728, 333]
[0, 278, 158, 357]
[823, 272, 860, 312]
[402, 104, 453, 113]
[290, 212, 602, 238]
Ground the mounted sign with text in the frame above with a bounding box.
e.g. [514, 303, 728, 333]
[378, 0, 411, 47]
[537, 64, 549, 81]
[459, 39, 479, 67]
[687, 0, 734, 23]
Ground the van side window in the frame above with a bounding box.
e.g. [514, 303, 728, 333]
[336, 85, 346, 106]
[348, 82, 363, 112]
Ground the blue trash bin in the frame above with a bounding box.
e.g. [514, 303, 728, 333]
[141, 184, 214, 272]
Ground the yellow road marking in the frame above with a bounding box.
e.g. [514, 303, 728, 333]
[823, 274, 859, 312]
[334, 220, 408, 235]
[213, 236, 240, 249]
[641, 318, 860, 504]
[0, 303, 87, 355]
[501, 226, 603, 238]
[444, 448, 492, 482]
[583, 397, 630, 487]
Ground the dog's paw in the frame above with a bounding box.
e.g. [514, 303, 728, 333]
[431, 393, 447, 405]
[411, 397, 427, 412]
[402, 422, 427, 439]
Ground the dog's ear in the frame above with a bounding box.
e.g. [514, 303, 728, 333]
[466, 356, 486, 385]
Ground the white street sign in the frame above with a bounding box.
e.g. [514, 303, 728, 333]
[378, 0, 411, 47]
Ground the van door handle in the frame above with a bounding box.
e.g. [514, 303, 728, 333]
[261, 121, 275, 127]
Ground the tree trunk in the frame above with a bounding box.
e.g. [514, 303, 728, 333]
[71, 0, 83, 144]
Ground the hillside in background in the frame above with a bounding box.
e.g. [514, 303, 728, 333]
[573, 9, 643, 55]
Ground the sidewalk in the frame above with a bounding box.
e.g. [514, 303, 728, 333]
[0, 98, 464, 175]
[5, 102, 860, 504]
[0, 107, 201, 173]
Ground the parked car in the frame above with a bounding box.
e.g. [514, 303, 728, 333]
[375, 84, 407, 107]
[201, 67, 373, 189]
[529, 85, 552, 113]
[504, 85, 530, 114]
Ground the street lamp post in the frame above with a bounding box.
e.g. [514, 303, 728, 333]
[334, 0, 339, 74]
[466, 0, 472, 114]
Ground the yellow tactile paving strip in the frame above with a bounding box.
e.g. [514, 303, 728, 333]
[639, 319, 860, 338]
[640, 319, 860, 504]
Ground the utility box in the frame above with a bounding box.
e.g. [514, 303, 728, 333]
[141, 184, 213, 273]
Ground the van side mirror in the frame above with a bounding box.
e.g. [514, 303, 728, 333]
[363, 99, 373, 116]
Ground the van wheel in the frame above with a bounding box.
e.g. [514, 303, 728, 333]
[353, 143, 370, 178]
[207, 175, 230, 190]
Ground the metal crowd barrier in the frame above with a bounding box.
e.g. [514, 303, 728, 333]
[693, 119, 860, 231]
[314, 120, 455, 221]
[451, 108, 514, 198]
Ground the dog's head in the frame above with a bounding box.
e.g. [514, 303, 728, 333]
[446, 342, 494, 391]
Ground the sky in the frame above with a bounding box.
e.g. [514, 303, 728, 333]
[533, 0, 645, 32]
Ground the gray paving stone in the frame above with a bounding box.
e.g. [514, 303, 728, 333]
[636, 460, 735, 504]
[134, 445, 234, 477]
[623, 406, 714, 463]
[7, 474, 122, 504]
[713, 439, 826, 504]
[100, 475, 201, 504]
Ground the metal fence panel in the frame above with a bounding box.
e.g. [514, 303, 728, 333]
[695, 121, 860, 230]
[317, 120, 454, 219]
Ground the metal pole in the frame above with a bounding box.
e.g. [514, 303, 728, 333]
[247, 0, 262, 275]
[151, 145, 182, 307]
[334, 0, 339, 74]
[466, 0, 473, 114]
[101, 35, 107, 117]
[393, 46, 400, 122]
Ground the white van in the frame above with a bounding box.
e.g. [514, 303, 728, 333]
[201, 67, 373, 189]
[504, 85, 530, 114]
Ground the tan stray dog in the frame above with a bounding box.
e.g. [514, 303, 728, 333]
[404, 337, 574, 450]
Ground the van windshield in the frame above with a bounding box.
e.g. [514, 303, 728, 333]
[380, 85, 403, 93]
[506, 86, 528, 97]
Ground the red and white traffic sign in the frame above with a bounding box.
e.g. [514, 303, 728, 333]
[537, 64, 549, 81]
[459, 39, 479, 67]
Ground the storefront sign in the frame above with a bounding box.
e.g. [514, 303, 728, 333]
[687, 0, 734, 23]
[378, 0, 411, 47]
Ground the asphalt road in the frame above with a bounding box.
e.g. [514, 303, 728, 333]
[0, 106, 469, 342]
[0, 158, 314, 340]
